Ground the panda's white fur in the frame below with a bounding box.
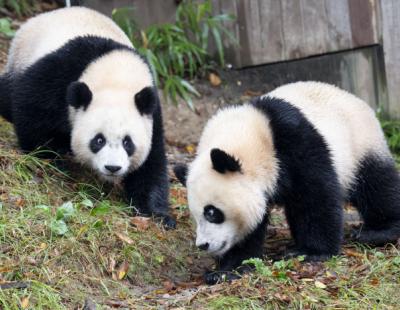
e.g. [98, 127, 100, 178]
[7, 6, 132, 72]
[267, 82, 390, 189]
[70, 50, 154, 178]
[186, 81, 394, 257]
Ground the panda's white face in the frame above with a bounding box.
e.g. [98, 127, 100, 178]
[70, 89, 153, 182]
[187, 153, 268, 257]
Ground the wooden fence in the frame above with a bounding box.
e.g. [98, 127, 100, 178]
[83, 0, 400, 119]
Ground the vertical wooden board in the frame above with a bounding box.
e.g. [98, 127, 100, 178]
[348, 0, 378, 47]
[299, 0, 329, 56]
[281, 0, 304, 60]
[235, 0, 255, 67]
[214, 0, 241, 67]
[324, 0, 353, 51]
[238, 0, 263, 66]
[381, 0, 400, 118]
[257, 0, 284, 63]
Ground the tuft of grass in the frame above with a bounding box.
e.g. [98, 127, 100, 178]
[112, 0, 236, 108]
[381, 119, 400, 165]
[0, 0, 38, 17]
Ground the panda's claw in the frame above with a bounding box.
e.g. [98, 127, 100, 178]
[204, 271, 241, 285]
[159, 214, 176, 230]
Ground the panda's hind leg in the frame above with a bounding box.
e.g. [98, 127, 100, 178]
[349, 154, 400, 245]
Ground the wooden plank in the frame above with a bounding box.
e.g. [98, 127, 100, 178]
[348, 0, 379, 47]
[281, 0, 304, 60]
[213, 0, 241, 67]
[324, 0, 353, 51]
[381, 0, 400, 118]
[299, 0, 329, 56]
[257, 0, 284, 64]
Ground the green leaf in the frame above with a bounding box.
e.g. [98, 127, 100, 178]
[90, 201, 111, 216]
[50, 219, 68, 236]
[0, 18, 15, 38]
[81, 199, 94, 208]
[243, 258, 272, 277]
[56, 201, 75, 221]
[35, 204, 51, 214]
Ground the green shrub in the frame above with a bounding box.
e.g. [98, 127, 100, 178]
[112, 0, 236, 108]
[0, 0, 38, 17]
[381, 119, 400, 165]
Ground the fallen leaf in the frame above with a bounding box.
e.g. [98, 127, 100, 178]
[370, 278, 379, 286]
[344, 248, 363, 258]
[314, 280, 327, 289]
[15, 197, 25, 208]
[185, 144, 196, 154]
[117, 260, 130, 280]
[39, 243, 47, 250]
[274, 292, 291, 303]
[115, 232, 134, 245]
[131, 216, 150, 231]
[20, 296, 29, 309]
[108, 255, 116, 274]
[162, 280, 176, 292]
[244, 90, 262, 97]
[209, 73, 221, 87]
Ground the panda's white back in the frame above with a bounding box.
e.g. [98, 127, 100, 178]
[267, 81, 390, 189]
[6, 7, 132, 72]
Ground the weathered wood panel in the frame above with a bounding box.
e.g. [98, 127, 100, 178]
[380, 0, 400, 119]
[324, 0, 353, 51]
[225, 0, 380, 67]
[83, 0, 177, 28]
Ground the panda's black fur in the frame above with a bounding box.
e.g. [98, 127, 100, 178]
[176, 95, 400, 284]
[0, 36, 175, 228]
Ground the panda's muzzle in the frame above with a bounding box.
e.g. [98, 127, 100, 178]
[104, 165, 122, 173]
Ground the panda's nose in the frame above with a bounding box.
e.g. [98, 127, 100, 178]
[197, 243, 209, 251]
[105, 165, 122, 173]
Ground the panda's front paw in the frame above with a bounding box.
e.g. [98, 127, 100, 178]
[158, 214, 176, 230]
[284, 250, 331, 262]
[204, 270, 241, 285]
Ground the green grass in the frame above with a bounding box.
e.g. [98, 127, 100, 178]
[1, 116, 400, 308]
[381, 119, 400, 165]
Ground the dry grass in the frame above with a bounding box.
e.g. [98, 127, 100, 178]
[1, 117, 400, 309]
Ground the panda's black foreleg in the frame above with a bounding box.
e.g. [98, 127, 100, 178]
[349, 155, 400, 245]
[124, 170, 176, 229]
[204, 215, 268, 285]
[283, 174, 344, 261]
[123, 147, 176, 229]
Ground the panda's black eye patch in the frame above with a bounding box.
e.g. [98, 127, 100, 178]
[204, 205, 225, 224]
[122, 135, 135, 156]
[90, 133, 106, 153]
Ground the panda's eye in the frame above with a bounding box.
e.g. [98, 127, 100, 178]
[90, 133, 106, 153]
[204, 205, 225, 224]
[122, 135, 135, 156]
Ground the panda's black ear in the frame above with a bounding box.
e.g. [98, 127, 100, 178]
[66, 81, 92, 110]
[135, 86, 157, 115]
[173, 164, 188, 186]
[210, 148, 241, 173]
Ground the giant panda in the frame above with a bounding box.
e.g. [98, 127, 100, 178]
[0, 7, 175, 228]
[174, 81, 400, 284]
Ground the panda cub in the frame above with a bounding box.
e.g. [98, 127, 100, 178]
[175, 81, 400, 284]
[0, 7, 175, 227]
